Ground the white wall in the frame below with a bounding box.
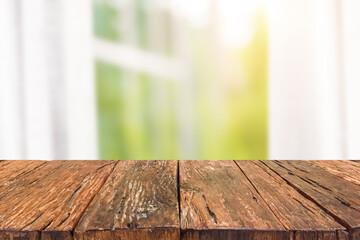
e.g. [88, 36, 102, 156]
[0, 1, 25, 159]
[0, 0, 97, 160]
[269, 0, 360, 159]
[62, 0, 98, 160]
[343, 0, 360, 159]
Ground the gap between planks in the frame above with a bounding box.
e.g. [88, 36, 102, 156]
[234, 160, 356, 239]
[68, 161, 120, 237]
[258, 160, 351, 230]
[233, 160, 289, 232]
[177, 160, 182, 230]
[256, 160, 360, 240]
[61, 160, 360, 239]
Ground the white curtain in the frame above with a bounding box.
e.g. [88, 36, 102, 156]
[0, 0, 97, 160]
[269, 0, 360, 159]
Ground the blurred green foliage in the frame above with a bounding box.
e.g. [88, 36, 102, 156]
[94, 2, 268, 160]
[94, 1, 120, 41]
[97, 62, 178, 159]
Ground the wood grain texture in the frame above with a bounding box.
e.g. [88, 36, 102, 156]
[0, 231, 40, 240]
[288, 230, 338, 240]
[74, 160, 179, 240]
[262, 160, 360, 239]
[0, 160, 116, 240]
[41, 231, 73, 240]
[0, 160, 358, 239]
[181, 230, 288, 240]
[74, 229, 179, 240]
[310, 160, 360, 185]
[179, 160, 287, 240]
[235, 161, 344, 239]
[0, 160, 46, 187]
[336, 230, 350, 240]
[350, 228, 360, 240]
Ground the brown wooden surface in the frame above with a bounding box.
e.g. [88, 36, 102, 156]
[263, 160, 360, 239]
[179, 160, 287, 240]
[0, 160, 359, 240]
[0, 160, 46, 186]
[74, 160, 179, 240]
[235, 161, 345, 239]
[0, 160, 116, 240]
[310, 160, 360, 185]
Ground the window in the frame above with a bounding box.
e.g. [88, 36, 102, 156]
[94, 0, 268, 159]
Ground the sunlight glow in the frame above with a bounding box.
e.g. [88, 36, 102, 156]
[218, 0, 266, 48]
[166, 0, 266, 48]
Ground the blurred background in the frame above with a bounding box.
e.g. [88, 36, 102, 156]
[0, 0, 360, 160]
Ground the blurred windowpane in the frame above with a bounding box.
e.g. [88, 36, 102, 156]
[94, 0, 268, 160]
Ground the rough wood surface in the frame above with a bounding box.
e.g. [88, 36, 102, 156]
[262, 160, 360, 239]
[235, 161, 344, 239]
[179, 160, 287, 240]
[0, 160, 46, 187]
[0, 160, 359, 240]
[0, 231, 40, 240]
[0, 160, 116, 240]
[181, 230, 289, 240]
[75, 229, 179, 240]
[74, 160, 179, 240]
[310, 160, 360, 185]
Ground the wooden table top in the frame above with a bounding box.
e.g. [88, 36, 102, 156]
[0, 160, 359, 240]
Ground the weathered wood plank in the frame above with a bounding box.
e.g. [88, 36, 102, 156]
[235, 161, 344, 239]
[350, 228, 360, 240]
[179, 160, 288, 240]
[0, 231, 40, 240]
[310, 160, 360, 185]
[74, 160, 179, 240]
[181, 230, 289, 240]
[0, 160, 357, 239]
[336, 230, 350, 240]
[0, 160, 46, 187]
[262, 160, 360, 239]
[0, 160, 116, 240]
[74, 229, 179, 240]
[289, 230, 339, 240]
